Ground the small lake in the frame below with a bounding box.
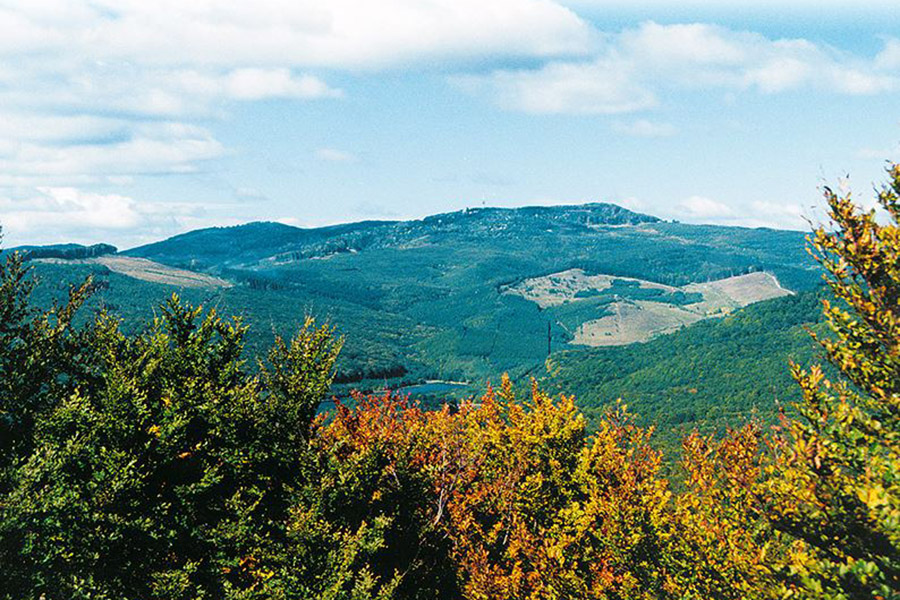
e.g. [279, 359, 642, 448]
[325, 380, 471, 405]
[391, 380, 471, 397]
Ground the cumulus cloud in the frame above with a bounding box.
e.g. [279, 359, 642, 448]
[1, 188, 142, 233]
[0, 1, 594, 70]
[0, 1, 592, 125]
[653, 194, 814, 230]
[458, 58, 656, 114]
[464, 21, 900, 114]
[876, 38, 900, 70]
[0, 120, 224, 184]
[0, 186, 242, 247]
[0, 0, 600, 244]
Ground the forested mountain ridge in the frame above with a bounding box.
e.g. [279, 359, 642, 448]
[15, 201, 820, 436]
[124, 203, 660, 269]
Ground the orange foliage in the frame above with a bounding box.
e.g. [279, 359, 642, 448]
[315, 376, 775, 599]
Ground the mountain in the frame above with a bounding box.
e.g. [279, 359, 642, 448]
[124, 203, 660, 270]
[18, 201, 822, 433]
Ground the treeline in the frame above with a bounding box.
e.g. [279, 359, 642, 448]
[13, 242, 117, 260]
[2, 166, 900, 599]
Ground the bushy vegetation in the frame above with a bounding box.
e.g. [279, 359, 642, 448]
[3, 167, 899, 599]
[544, 288, 826, 446]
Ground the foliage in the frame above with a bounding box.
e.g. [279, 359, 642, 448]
[3, 241, 773, 598]
[762, 166, 900, 599]
[0, 246, 96, 493]
[317, 380, 677, 599]
[668, 424, 780, 599]
[0, 248, 406, 599]
[544, 289, 824, 447]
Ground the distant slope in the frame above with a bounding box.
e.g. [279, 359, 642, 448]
[6, 242, 117, 260]
[124, 220, 399, 271]
[506, 269, 792, 346]
[35, 256, 231, 289]
[22, 201, 821, 432]
[541, 289, 826, 444]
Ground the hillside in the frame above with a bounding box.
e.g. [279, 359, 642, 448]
[34, 255, 232, 289]
[541, 289, 826, 445]
[19, 201, 820, 432]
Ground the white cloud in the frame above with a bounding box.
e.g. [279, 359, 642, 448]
[613, 196, 649, 213]
[0, 1, 601, 245]
[0, 186, 242, 247]
[620, 21, 751, 67]
[655, 194, 815, 230]
[0, 120, 224, 180]
[224, 69, 342, 100]
[0, 1, 594, 70]
[675, 195, 734, 219]
[1, 188, 142, 233]
[0, 113, 128, 144]
[458, 57, 656, 114]
[876, 38, 900, 70]
[744, 200, 821, 230]
[315, 148, 357, 162]
[464, 21, 900, 114]
[0, 187, 154, 247]
[612, 119, 677, 137]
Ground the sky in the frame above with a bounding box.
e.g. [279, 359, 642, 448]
[1, 0, 900, 249]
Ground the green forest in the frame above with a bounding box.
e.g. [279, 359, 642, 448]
[1, 166, 899, 599]
[14, 201, 822, 440]
[542, 288, 828, 444]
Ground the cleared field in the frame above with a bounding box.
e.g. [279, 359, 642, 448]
[573, 300, 703, 346]
[36, 256, 231, 289]
[509, 270, 793, 347]
[502, 268, 676, 308]
[685, 271, 791, 310]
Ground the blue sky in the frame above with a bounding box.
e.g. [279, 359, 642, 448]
[1, 1, 899, 248]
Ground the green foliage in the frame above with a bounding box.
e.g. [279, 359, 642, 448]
[0, 247, 96, 493]
[765, 165, 900, 599]
[544, 289, 825, 446]
[0, 247, 411, 599]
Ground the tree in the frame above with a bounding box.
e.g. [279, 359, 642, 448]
[765, 164, 900, 599]
[0, 234, 96, 493]
[0, 253, 399, 598]
[319, 378, 675, 599]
